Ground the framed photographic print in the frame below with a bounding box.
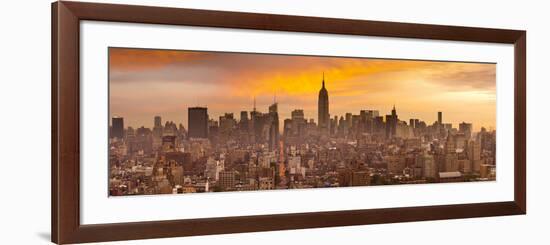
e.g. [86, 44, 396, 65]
[52, 1, 526, 244]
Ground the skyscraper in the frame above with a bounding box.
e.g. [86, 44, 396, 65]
[219, 113, 236, 140]
[468, 139, 482, 172]
[445, 132, 456, 154]
[291, 109, 304, 120]
[318, 73, 329, 135]
[240, 111, 248, 122]
[444, 131, 459, 171]
[438, 111, 443, 125]
[154, 116, 162, 128]
[152, 116, 163, 150]
[153, 116, 163, 136]
[268, 102, 280, 151]
[459, 122, 473, 139]
[188, 107, 208, 139]
[385, 105, 398, 139]
[111, 116, 124, 139]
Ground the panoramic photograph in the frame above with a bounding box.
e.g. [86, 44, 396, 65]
[108, 47, 497, 196]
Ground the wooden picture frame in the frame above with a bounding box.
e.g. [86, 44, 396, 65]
[52, 1, 526, 244]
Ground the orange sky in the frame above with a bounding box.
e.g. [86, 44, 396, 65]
[109, 48, 496, 131]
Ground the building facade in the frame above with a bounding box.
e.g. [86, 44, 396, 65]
[318, 74, 330, 135]
[188, 107, 208, 139]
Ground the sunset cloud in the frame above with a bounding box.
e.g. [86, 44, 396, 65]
[109, 48, 496, 131]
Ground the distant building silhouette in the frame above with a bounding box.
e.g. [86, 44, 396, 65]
[385, 105, 398, 139]
[111, 116, 124, 139]
[188, 107, 208, 139]
[240, 111, 248, 122]
[152, 116, 164, 149]
[154, 116, 162, 128]
[268, 102, 279, 151]
[459, 122, 473, 139]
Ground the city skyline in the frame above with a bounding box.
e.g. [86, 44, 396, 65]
[108, 47, 496, 196]
[109, 48, 496, 131]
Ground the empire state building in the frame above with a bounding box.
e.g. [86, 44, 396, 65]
[318, 73, 329, 134]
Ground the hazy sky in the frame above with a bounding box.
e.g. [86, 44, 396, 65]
[109, 48, 496, 131]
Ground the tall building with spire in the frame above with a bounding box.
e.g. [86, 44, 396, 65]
[268, 102, 279, 151]
[249, 97, 259, 143]
[385, 105, 398, 139]
[318, 73, 330, 135]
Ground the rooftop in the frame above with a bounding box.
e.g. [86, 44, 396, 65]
[439, 171, 462, 178]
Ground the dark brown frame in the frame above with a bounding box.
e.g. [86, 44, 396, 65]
[52, 1, 526, 244]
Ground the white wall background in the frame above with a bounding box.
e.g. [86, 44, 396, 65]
[0, 0, 547, 244]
